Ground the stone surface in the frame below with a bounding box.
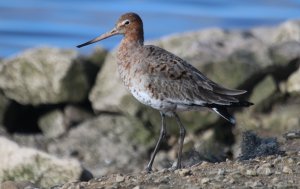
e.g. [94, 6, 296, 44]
[0, 136, 82, 188]
[269, 41, 300, 65]
[250, 76, 277, 105]
[54, 151, 300, 188]
[46, 114, 152, 177]
[0, 47, 89, 105]
[0, 92, 10, 124]
[38, 109, 66, 138]
[63, 105, 93, 127]
[0, 180, 37, 189]
[286, 65, 300, 94]
[236, 98, 300, 138]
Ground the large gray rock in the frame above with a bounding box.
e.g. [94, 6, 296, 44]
[250, 76, 277, 105]
[47, 114, 153, 177]
[0, 136, 82, 188]
[0, 92, 10, 124]
[286, 62, 300, 94]
[0, 47, 89, 105]
[38, 109, 67, 138]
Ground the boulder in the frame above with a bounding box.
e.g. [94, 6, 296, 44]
[286, 65, 300, 94]
[0, 136, 83, 188]
[0, 180, 37, 189]
[38, 109, 66, 138]
[0, 92, 10, 124]
[46, 114, 153, 177]
[235, 97, 300, 138]
[0, 47, 89, 105]
[249, 76, 277, 105]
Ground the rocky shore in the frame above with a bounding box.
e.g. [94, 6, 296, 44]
[0, 20, 299, 188]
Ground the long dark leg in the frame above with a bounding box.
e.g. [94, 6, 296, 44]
[146, 112, 167, 173]
[174, 113, 186, 169]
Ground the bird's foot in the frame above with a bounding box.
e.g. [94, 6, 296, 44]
[145, 166, 152, 173]
[169, 161, 182, 171]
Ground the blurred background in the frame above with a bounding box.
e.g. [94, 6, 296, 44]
[1, 0, 300, 57]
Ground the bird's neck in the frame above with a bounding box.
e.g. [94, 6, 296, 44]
[118, 31, 144, 59]
[122, 28, 144, 47]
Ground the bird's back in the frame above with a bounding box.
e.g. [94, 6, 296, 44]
[140, 45, 246, 106]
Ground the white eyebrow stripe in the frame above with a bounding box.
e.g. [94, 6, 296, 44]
[121, 19, 130, 25]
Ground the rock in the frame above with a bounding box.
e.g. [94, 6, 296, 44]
[282, 166, 293, 174]
[200, 177, 210, 184]
[286, 64, 300, 94]
[217, 169, 225, 175]
[283, 131, 300, 140]
[0, 136, 83, 188]
[257, 166, 272, 176]
[63, 105, 93, 127]
[0, 93, 10, 124]
[89, 52, 129, 113]
[269, 41, 300, 65]
[236, 98, 300, 139]
[0, 47, 89, 105]
[250, 76, 276, 105]
[38, 109, 66, 138]
[76, 47, 108, 88]
[47, 114, 152, 177]
[245, 169, 257, 176]
[274, 20, 300, 43]
[115, 174, 125, 182]
[176, 168, 192, 177]
[0, 180, 37, 189]
[271, 177, 279, 184]
[252, 180, 264, 187]
[251, 20, 300, 44]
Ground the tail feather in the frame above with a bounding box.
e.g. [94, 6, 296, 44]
[211, 100, 253, 125]
[230, 101, 254, 107]
[212, 107, 236, 125]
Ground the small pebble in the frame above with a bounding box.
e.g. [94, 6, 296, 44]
[116, 174, 125, 182]
[201, 178, 210, 184]
[287, 158, 294, 164]
[246, 169, 257, 176]
[228, 178, 235, 184]
[178, 168, 192, 176]
[261, 163, 271, 168]
[271, 177, 279, 184]
[253, 181, 263, 187]
[258, 166, 272, 176]
[282, 166, 293, 174]
[274, 171, 281, 175]
[132, 186, 140, 189]
[217, 169, 225, 175]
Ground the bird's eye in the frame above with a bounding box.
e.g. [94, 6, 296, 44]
[123, 20, 130, 25]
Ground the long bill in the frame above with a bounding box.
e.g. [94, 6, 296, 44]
[77, 28, 118, 48]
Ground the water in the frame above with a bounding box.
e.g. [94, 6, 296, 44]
[1, 0, 300, 58]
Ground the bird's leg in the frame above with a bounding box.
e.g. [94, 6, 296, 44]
[174, 113, 186, 170]
[146, 112, 166, 173]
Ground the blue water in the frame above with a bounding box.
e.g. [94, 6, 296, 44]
[1, 0, 300, 58]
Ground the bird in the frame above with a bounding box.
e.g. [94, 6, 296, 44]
[77, 12, 253, 172]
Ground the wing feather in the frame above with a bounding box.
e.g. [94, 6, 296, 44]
[143, 45, 246, 106]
